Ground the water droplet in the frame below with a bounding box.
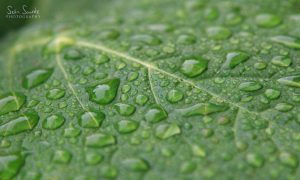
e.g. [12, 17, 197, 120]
[201, 128, 214, 138]
[277, 75, 300, 88]
[83, 66, 95, 76]
[279, 152, 298, 168]
[167, 89, 184, 103]
[46, 88, 65, 100]
[225, 13, 243, 26]
[145, 106, 168, 123]
[122, 158, 149, 172]
[271, 36, 300, 49]
[191, 144, 206, 157]
[275, 103, 293, 112]
[255, 14, 281, 28]
[64, 49, 84, 60]
[79, 111, 105, 128]
[0, 154, 24, 179]
[94, 54, 110, 65]
[116, 120, 139, 134]
[131, 34, 162, 45]
[264, 89, 281, 100]
[99, 29, 120, 40]
[64, 127, 81, 138]
[53, 150, 72, 164]
[114, 103, 136, 116]
[177, 34, 196, 45]
[238, 82, 262, 92]
[224, 51, 250, 69]
[0, 111, 39, 136]
[180, 103, 228, 116]
[0, 93, 25, 115]
[254, 62, 267, 70]
[43, 37, 75, 54]
[85, 133, 116, 148]
[206, 27, 231, 40]
[100, 165, 118, 178]
[204, 7, 219, 21]
[42, 114, 65, 130]
[127, 72, 139, 81]
[180, 161, 196, 173]
[271, 56, 292, 67]
[85, 152, 103, 165]
[180, 57, 208, 78]
[155, 123, 181, 139]
[246, 153, 264, 168]
[23, 69, 53, 89]
[86, 78, 120, 104]
[135, 94, 148, 105]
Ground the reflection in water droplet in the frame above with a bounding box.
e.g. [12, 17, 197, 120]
[23, 69, 53, 89]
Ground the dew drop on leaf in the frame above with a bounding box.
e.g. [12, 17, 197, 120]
[180, 57, 208, 78]
[277, 75, 300, 88]
[264, 89, 281, 100]
[46, 88, 66, 100]
[23, 69, 53, 89]
[0, 154, 24, 179]
[177, 34, 197, 45]
[63, 127, 81, 138]
[79, 111, 105, 128]
[255, 14, 282, 28]
[206, 26, 231, 40]
[155, 123, 181, 139]
[180, 103, 228, 116]
[238, 81, 262, 92]
[180, 161, 197, 173]
[145, 105, 168, 123]
[224, 51, 250, 69]
[0, 93, 25, 115]
[64, 49, 84, 60]
[135, 95, 148, 106]
[116, 120, 139, 134]
[0, 111, 39, 136]
[271, 56, 292, 67]
[85, 152, 103, 165]
[86, 78, 120, 105]
[85, 133, 116, 148]
[271, 36, 300, 49]
[93, 54, 110, 65]
[114, 103, 136, 116]
[52, 150, 72, 164]
[275, 103, 293, 112]
[42, 114, 65, 130]
[279, 152, 298, 168]
[167, 89, 184, 103]
[131, 34, 162, 45]
[122, 158, 149, 172]
[246, 153, 264, 168]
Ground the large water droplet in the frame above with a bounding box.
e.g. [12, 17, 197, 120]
[255, 14, 281, 28]
[23, 69, 53, 89]
[238, 82, 262, 92]
[167, 89, 184, 103]
[180, 57, 208, 78]
[271, 56, 292, 67]
[180, 103, 228, 116]
[79, 111, 105, 128]
[131, 34, 162, 45]
[271, 36, 300, 49]
[86, 78, 120, 105]
[0, 154, 24, 179]
[277, 75, 300, 88]
[64, 49, 84, 60]
[155, 123, 181, 139]
[85, 133, 116, 148]
[206, 26, 231, 40]
[0, 111, 39, 136]
[46, 88, 65, 100]
[264, 89, 281, 100]
[135, 94, 148, 105]
[0, 93, 25, 115]
[224, 51, 249, 69]
[53, 150, 72, 164]
[114, 103, 136, 116]
[279, 152, 298, 168]
[42, 114, 65, 130]
[145, 106, 168, 123]
[122, 158, 149, 172]
[116, 120, 139, 134]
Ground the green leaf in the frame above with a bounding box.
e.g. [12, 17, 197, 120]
[0, 0, 300, 179]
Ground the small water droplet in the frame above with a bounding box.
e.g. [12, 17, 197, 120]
[277, 75, 300, 88]
[271, 36, 300, 49]
[254, 62, 267, 70]
[206, 26, 231, 40]
[42, 114, 65, 130]
[127, 72, 139, 82]
[145, 106, 168, 123]
[23, 69, 53, 89]
[86, 133, 116, 148]
[155, 123, 181, 139]
[264, 89, 281, 100]
[255, 14, 281, 28]
[131, 34, 162, 45]
[204, 7, 219, 21]
[53, 150, 72, 164]
[63, 127, 81, 138]
[271, 56, 292, 67]
[238, 81, 262, 92]
[224, 51, 250, 69]
[167, 89, 184, 103]
[180, 103, 228, 116]
[114, 103, 136, 116]
[225, 13, 243, 26]
[0, 154, 24, 179]
[99, 29, 120, 40]
[135, 94, 148, 105]
[191, 144, 206, 157]
[177, 34, 196, 45]
[116, 120, 139, 134]
[86, 78, 120, 105]
[93, 54, 110, 65]
[246, 153, 264, 168]
[0, 93, 25, 115]
[79, 111, 105, 128]
[64, 49, 84, 60]
[46, 88, 65, 100]
[122, 158, 149, 172]
[180, 57, 208, 78]
[180, 161, 196, 173]
[279, 152, 298, 168]
[275, 103, 293, 112]
[0, 111, 39, 136]
[85, 152, 103, 165]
